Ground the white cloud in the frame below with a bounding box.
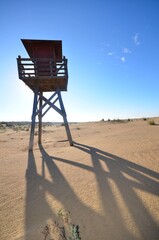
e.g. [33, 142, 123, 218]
[133, 33, 140, 46]
[108, 52, 115, 56]
[121, 57, 125, 62]
[123, 48, 131, 54]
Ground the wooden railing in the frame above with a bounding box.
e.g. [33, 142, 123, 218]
[17, 56, 68, 79]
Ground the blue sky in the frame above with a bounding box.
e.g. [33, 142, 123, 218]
[1, 0, 159, 122]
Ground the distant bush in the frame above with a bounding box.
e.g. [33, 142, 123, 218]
[148, 120, 155, 125]
[13, 125, 20, 132]
[0, 124, 6, 132]
[0, 124, 6, 129]
[112, 119, 126, 123]
[143, 118, 147, 121]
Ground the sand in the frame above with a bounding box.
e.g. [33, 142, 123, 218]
[0, 119, 159, 240]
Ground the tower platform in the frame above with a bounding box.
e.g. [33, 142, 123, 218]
[17, 57, 68, 92]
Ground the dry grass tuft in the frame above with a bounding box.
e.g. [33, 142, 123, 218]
[42, 209, 81, 240]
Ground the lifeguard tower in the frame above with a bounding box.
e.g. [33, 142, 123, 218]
[17, 39, 73, 150]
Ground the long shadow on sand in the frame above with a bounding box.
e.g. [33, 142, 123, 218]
[25, 142, 159, 240]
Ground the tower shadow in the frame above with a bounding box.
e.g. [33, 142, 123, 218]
[25, 142, 159, 240]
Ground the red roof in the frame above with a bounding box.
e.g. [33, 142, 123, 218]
[21, 39, 63, 61]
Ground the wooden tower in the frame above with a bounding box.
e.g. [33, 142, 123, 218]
[17, 39, 73, 150]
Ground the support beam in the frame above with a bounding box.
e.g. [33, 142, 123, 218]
[42, 97, 58, 118]
[35, 92, 57, 116]
[38, 92, 43, 145]
[29, 90, 38, 151]
[40, 94, 63, 116]
[57, 89, 73, 146]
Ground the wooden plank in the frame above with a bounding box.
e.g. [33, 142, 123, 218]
[19, 63, 35, 66]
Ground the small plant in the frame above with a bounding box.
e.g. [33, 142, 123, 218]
[148, 120, 155, 125]
[42, 209, 81, 240]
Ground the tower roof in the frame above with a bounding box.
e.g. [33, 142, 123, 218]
[21, 39, 62, 60]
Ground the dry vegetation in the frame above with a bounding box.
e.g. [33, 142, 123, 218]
[42, 209, 81, 240]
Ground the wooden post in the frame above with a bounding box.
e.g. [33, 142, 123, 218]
[38, 92, 43, 145]
[29, 90, 38, 151]
[17, 56, 22, 79]
[57, 89, 73, 146]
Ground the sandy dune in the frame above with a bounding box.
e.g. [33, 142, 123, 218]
[0, 119, 159, 240]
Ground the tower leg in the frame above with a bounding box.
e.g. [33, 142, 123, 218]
[29, 90, 38, 151]
[57, 89, 73, 146]
[38, 92, 43, 145]
[29, 89, 73, 150]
